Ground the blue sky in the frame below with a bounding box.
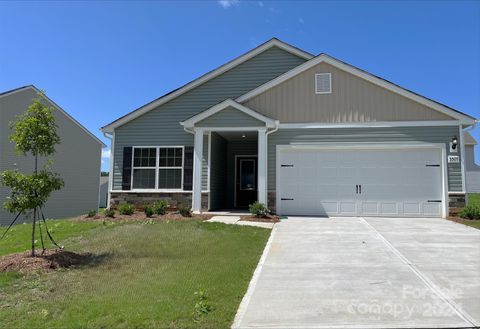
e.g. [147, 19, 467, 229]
[0, 0, 479, 171]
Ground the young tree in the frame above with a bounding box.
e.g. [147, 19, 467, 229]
[0, 92, 64, 256]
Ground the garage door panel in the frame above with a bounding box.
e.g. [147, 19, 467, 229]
[278, 147, 444, 217]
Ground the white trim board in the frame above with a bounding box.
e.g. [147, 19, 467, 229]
[1, 85, 106, 147]
[101, 38, 313, 133]
[181, 99, 276, 128]
[237, 54, 477, 125]
[278, 120, 461, 129]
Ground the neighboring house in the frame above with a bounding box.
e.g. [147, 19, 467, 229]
[0, 85, 105, 225]
[101, 38, 477, 218]
[465, 131, 480, 193]
[99, 176, 109, 208]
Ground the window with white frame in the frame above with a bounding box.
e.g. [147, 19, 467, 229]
[132, 147, 183, 190]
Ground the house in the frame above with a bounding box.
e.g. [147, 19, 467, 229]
[0, 85, 105, 225]
[99, 176, 109, 208]
[465, 131, 480, 193]
[101, 38, 477, 218]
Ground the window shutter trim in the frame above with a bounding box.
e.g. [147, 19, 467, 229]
[183, 146, 194, 191]
[122, 147, 133, 190]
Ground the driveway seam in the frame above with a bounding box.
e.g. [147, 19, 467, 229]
[359, 217, 478, 328]
[232, 225, 278, 329]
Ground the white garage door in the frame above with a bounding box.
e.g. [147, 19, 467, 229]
[278, 146, 444, 217]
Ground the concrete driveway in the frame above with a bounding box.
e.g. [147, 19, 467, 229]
[233, 217, 480, 329]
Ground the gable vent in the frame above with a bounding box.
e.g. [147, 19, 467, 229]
[315, 73, 332, 94]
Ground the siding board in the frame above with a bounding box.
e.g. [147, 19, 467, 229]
[244, 62, 454, 122]
[113, 46, 307, 189]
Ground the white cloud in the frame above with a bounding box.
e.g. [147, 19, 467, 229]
[102, 149, 111, 159]
[218, 0, 239, 9]
[299, 17, 304, 24]
[257, 1, 264, 7]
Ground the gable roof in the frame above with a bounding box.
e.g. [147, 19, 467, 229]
[101, 38, 313, 133]
[236, 54, 477, 125]
[181, 99, 277, 129]
[0, 85, 106, 147]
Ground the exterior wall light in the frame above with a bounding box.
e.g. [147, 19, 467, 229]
[451, 136, 458, 150]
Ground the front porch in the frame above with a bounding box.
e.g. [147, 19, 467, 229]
[181, 99, 277, 213]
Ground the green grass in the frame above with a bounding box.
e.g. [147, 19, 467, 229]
[461, 220, 480, 230]
[0, 220, 270, 328]
[467, 193, 480, 206]
[0, 219, 106, 257]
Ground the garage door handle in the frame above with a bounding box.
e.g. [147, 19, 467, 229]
[426, 164, 440, 167]
[281, 198, 294, 201]
[427, 200, 442, 203]
[356, 185, 359, 194]
[359, 184, 362, 194]
[281, 164, 294, 167]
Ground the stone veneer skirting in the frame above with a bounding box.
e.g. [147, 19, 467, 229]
[448, 193, 466, 208]
[110, 192, 209, 210]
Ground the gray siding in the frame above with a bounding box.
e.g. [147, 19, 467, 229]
[244, 62, 453, 123]
[268, 126, 463, 192]
[0, 88, 102, 225]
[226, 141, 258, 208]
[465, 145, 480, 172]
[113, 46, 307, 190]
[196, 106, 265, 127]
[209, 133, 227, 209]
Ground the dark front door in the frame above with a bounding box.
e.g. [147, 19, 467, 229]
[235, 157, 257, 208]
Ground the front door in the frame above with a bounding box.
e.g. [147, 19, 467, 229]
[235, 156, 257, 208]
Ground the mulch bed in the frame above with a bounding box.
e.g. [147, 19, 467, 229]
[239, 214, 280, 223]
[0, 249, 96, 273]
[448, 216, 479, 225]
[75, 211, 213, 223]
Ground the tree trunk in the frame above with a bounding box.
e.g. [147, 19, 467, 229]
[31, 208, 36, 257]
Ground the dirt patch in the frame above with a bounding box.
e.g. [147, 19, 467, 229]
[0, 250, 108, 273]
[75, 211, 213, 223]
[240, 214, 280, 223]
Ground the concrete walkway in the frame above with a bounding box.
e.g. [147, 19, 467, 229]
[206, 216, 275, 229]
[233, 217, 480, 329]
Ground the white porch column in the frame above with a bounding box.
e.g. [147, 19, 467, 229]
[192, 129, 204, 213]
[257, 128, 267, 205]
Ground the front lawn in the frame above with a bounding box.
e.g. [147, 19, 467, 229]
[0, 219, 270, 328]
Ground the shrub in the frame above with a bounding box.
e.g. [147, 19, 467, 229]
[87, 209, 97, 218]
[459, 205, 480, 220]
[118, 203, 135, 215]
[144, 205, 154, 218]
[153, 199, 169, 215]
[104, 208, 115, 218]
[249, 201, 269, 218]
[179, 206, 191, 217]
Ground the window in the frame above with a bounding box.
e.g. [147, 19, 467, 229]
[132, 147, 183, 190]
[315, 73, 332, 94]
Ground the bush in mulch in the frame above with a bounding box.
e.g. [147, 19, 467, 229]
[0, 250, 108, 273]
[76, 210, 212, 222]
[240, 214, 280, 223]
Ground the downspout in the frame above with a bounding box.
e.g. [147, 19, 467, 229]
[264, 120, 279, 209]
[103, 131, 114, 208]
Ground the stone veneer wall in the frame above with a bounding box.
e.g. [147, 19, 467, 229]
[110, 192, 209, 211]
[448, 193, 466, 208]
[267, 192, 276, 214]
